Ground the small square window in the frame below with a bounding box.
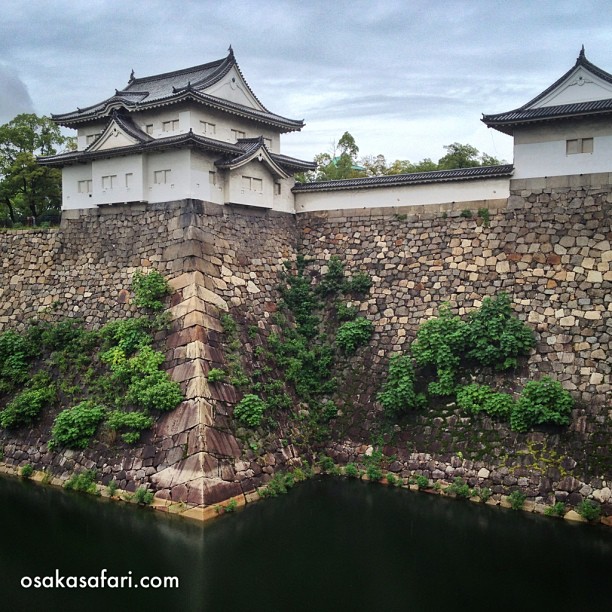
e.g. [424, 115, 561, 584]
[201, 121, 216, 136]
[274, 183, 281, 195]
[145, 124, 153, 135]
[102, 175, 116, 189]
[154, 169, 171, 184]
[566, 137, 593, 154]
[125, 173, 133, 188]
[232, 129, 246, 140]
[162, 120, 179, 132]
[209, 171, 217, 186]
[78, 179, 92, 193]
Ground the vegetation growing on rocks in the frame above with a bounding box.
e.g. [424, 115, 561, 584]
[0, 270, 181, 450]
[378, 295, 571, 433]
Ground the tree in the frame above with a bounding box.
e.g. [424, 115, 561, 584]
[0, 113, 66, 225]
[297, 133, 505, 183]
[437, 142, 502, 170]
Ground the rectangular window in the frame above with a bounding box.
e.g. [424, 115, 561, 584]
[154, 169, 171, 184]
[162, 119, 179, 132]
[274, 182, 281, 195]
[86, 133, 101, 145]
[209, 171, 217, 186]
[125, 173, 133, 188]
[241, 175, 263, 193]
[101, 175, 116, 189]
[264, 137, 272, 149]
[232, 129, 246, 140]
[200, 121, 216, 135]
[145, 124, 153, 135]
[566, 137, 594, 154]
[78, 179, 92, 194]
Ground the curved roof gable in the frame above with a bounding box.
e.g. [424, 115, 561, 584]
[52, 48, 304, 133]
[483, 48, 612, 134]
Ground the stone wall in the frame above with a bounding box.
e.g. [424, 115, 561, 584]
[0, 200, 297, 513]
[0, 177, 610, 518]
[298, 176, 611, 405]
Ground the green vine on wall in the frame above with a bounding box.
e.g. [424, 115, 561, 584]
[0, 270, 182, 449]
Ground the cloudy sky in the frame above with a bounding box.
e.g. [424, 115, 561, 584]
[2, 0, 612, 165]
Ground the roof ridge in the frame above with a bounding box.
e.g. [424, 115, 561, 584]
[517, 48, 612, 111]
[128, 55, 228, 86]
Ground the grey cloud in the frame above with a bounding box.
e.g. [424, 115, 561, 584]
[0, 65, 34, 124]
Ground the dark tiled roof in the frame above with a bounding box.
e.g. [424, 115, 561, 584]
[38, 130, 314, 175]
[483, 48, 612, 134]
[52, 49, 304, 133]
[482, 99, 612, 134]
[292, 165, 513, 192]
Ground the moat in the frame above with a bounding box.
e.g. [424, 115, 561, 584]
[2, 475, 610, 611]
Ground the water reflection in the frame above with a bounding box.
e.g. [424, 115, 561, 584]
[1, 475, 610, 612]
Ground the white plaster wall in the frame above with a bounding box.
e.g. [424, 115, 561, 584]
[513, 120, 612, 179]
[272, 177, 296, 213]
[294, 178, 510, 212]
[226, 160, 273, 208]
[92, 155, 145, 205]
[62, 165, 95, 209]
[76, 121, 107, 151]
[204, 66, 265, 110]
[147, 149, 190, 203]
[190, 150, 224, 205]
[132, 106, 280, 150]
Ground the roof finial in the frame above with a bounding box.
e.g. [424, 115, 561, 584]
[129, 69, 135, 81]
[579, 45, 585, 60]
[228, 44, 234, 57]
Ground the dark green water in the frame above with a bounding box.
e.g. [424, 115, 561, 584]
[1, 475, 610, 612]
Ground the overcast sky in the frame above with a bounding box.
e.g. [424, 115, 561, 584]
[2, 0, 612, 165]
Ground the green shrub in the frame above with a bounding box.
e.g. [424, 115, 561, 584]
[576, 500, 601, 522]
[107, 480, 119, 497]
[234, 394, 267, 427]
[477, 208, 490, 226]
[544, 501, 566, 517]
[366, 464, 383, 481]
[316, 255, 345, 297]
[508, 490, 526, 510]
[133, 487, 154, 505]
[318, 455, 336, 474]
[131, 270, 171, 311]
[463, 294, 535, 370]
[344, 271, 372, 295]
[446, 477, 472, 499]
[510, 377, 573, 432]
[411, 304, 466, 396]
[99, 318, 152, 354]
[377, 354, 426, 416]
[49, 401, 105, 450]
[207, 368, 226, 383]
[336, 302, 358, 321]
[386, 473, 399, 486]
[0, 330, 38, 389]
[335, 318, 373, 354]
[477, 487, 492, 502]
[106, 410, 154, 443]
[258, 472, 296, 498]
[0, 387, 55, 429]
[64, 469, 98, 494]
[20, 464, 34, 479]
[456, 383, 514, 419]
[415, 475, 430, 489]
[460, 209, 473, 218]
[125, 370, 183, 412]
[344, 463, 360, 478]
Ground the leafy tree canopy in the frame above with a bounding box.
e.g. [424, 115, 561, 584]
[0, 113, 67, 225]
[297, 132, 504, 183]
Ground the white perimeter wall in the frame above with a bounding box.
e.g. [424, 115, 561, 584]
[294, 177, 510, 212]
